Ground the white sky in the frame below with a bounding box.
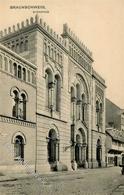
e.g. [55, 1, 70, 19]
[0, 0, 124, 108]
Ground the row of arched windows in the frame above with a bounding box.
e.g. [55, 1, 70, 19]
[0, 54, 36, 85]
[12, 89, 27, 120]
[71, 84, 87, 123]
[4, 39, 28, 53]
[44, 41, 63, 65]
[45, 68, 61, 112]
[13, 129, 59, 164]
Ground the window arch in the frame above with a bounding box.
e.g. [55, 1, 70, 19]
[45, 68, 53, 108]
[70, 86, 75, 120]
[22, 68, 26, 81]
[12, 90, 19, 118]
[18, 65, 22, 79]
[76, 83, 80, 100]
[14, 135, 24, 161]
[27, 70, 30, 82]
[13, 63, 17, 77]
[19, 93, 26, 120]
[11, 88, 27, 120]
[54, 50, 56, 61]
[54, 74, 61, 112]
[48, 45, 50, 57]
[9, 60, 12, 73]
[99, 103, 103, 129]
[76, 84, 81, 120]
[57, 53, 59, 63]
[82, 94, 86, 122]
[47, 129, 59, 163]
[51, 48, 53, 59]
[96, 100, 99, 127]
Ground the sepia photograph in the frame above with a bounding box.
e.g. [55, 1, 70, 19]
[0, 0, 124, 194]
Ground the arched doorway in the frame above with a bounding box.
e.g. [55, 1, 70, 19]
[96, 139, 102, 167]
[75, 129, 87, 168]
[75, 134, 81, 165]
[14, 135, 24, 162]
[48, 129, 59, 164]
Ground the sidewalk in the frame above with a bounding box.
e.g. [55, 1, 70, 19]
[0, 168, 90, 182]
[0, 167, 119, 183]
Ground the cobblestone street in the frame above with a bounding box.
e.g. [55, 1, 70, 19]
[0, 167, 124, 195]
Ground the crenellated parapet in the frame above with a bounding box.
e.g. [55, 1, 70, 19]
[0, 15, 67, 48]
[62, 23, 92, 57]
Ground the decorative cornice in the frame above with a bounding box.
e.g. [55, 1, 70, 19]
[0, 115, 36, 128]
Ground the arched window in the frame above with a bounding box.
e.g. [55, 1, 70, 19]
[32, 72, 35, 84]
[13, 63, 17, 77]
[18, 65, 22, 79]
[45, 69, 53, 109]
[48, 129, 59, 163]
[51, 48, 53, 59]
[71, 87, 75, 120]
[99, 103, 103, 127]
[82, 94, 86, 122]
[14, 135, 24, 161]
[96, 100, 99, 127]
[54, 75, 61, 112]
[75, 134, 81, 163]
[57, 53, 59, 63]
[27, 70, 30, 82]
[48, 46, 50, 57]
[9, 60, 12, 73]
[12, 90, 19, 118]
[22, 68, 26, 81]
[19, 94, 26, 120]
[4, 57, 8, 71]
[76, 84, 81, 120]
[76, 84, 80, 101]
[54, 50, 56, 61]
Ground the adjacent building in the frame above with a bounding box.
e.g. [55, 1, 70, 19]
[105, 99, 124, 167]
[0, 15, 106, 173]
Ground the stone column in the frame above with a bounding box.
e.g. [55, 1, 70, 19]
[82, 143, 88, 168]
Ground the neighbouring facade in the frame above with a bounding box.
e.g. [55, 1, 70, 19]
[106, 128, 124, 167]
[0, 15, 106, 173]
[105, 99, 124, 167]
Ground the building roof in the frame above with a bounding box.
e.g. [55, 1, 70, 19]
[106, 128, 124, 143]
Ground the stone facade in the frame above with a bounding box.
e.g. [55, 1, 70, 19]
[0, 15, 106, 173]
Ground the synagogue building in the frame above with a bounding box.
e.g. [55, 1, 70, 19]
[0, 15, 106, 173]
